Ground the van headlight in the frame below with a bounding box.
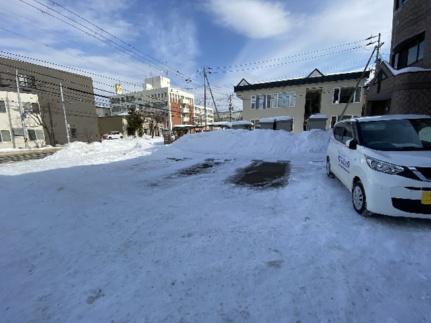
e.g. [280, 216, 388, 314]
[365, 156, 404, 175]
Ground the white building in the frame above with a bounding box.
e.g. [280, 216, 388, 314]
[0, 91, 45, 149]
[194, 105, 214, 126]
[110, 76, 195, 129]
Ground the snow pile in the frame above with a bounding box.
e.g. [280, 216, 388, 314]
[0, 136, 162, 175]
[170, 129, 330, 160]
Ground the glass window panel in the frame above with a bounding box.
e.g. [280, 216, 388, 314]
[418, 40, 425, 60]
[0, 101, 5, 113]
[270, 94, 278, 108]
[0, 130, 11, 142]
[407, 45, 418, 65]
[28, 129, 36, 141]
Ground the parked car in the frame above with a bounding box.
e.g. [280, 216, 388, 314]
[102, 131, 123, 140]
[326, 115, 431, 218]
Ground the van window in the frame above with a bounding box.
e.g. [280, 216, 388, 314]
[342, 123, 354, 144]
[334, 125, 344, 142]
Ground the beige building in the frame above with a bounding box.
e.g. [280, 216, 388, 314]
[0, 91, 45, 149]
[194, 105, 214, 126]
[234, 69, 370, 132]
[0, 57, 99, 145]
[110, 76, 195, 129]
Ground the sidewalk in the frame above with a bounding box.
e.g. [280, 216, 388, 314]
[0, 147, 61, 164]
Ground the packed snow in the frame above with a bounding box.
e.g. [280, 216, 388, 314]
[0, 136, 162, 175]
[1, 130, 431, 323]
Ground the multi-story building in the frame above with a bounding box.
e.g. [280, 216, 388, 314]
[0, 91, 45, 149]
[366, 0, 431, 115]
[193, 105, 214, 126]
[110, 76, 195, 129]
[234, 69, 369, 132]
[0, 57, 99, 145]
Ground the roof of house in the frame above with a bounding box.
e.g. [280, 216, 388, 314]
[234, 70, 370, 92]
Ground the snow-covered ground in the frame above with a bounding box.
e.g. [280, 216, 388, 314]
[1, 130, 431, 323]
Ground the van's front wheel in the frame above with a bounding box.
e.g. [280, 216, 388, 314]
[352, 180, 372, 217]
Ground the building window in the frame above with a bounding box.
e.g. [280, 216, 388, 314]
[270, 94, 278, 108]
[27, 129, 44, 141]
[0, 100, 6, 113]
[333, 87, 361, 104]
[18, 74, 36, 89]
[395, 0, 406, 10]
[256, 95, 265, 109]
[0, 130, 11, 142]
[278, 92, 296, 108]
[27, 129, 37, 141]
[70, 128, 77, 139]
[393, 33, 425, 69]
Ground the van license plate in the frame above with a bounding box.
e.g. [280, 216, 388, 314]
[422, 192, 431, 205]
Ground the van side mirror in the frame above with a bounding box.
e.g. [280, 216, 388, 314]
[346, 139, 357, 150]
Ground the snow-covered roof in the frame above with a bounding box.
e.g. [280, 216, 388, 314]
[231, 121, 253, 126]
[382, 61, 431, 76]
[309, 113, 328, 120]
[353, 114, 431, 122]
[210, 121, 232, 127]
[259, 116, 293, 123]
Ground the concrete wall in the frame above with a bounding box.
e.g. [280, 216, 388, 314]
[0, 91, 45, 149]
[239, 79, 365, 132]
[0, 57, 99, 145]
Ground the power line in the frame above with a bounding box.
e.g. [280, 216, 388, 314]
[17, 0, 196, 84]
[209, 36, 378, 71]
[46, 0, 194, 83]
[209, 44, 374, 74]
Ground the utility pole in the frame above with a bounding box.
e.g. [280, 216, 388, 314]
[5, 95, 16, 148]
[339, 45, 378, 119]
[376, 33, 382, 63]
[59, 82, 71, 144]
[203, 66, 207, 128]
[15, 69, 29, 149]
[228, 94, 233, 122]
[204, 67, 220, 121]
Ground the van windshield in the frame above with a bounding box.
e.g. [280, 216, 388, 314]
[358, 119, 431, 151]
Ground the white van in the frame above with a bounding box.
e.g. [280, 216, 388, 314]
[326, 115, 431, 218]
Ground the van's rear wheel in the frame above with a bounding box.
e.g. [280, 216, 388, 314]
[326, 157, 334, 178]
[352, 180, 372, 217]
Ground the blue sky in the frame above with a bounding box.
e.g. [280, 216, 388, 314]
[0, 0, 393, 109]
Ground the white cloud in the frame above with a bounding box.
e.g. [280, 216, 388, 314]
[141, 11, 199, 78]
[215, 0, 393, 90]
[206, 0, 291, 39]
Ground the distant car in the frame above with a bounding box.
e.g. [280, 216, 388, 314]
[102, 131, 123, 140]
[326, 114, 431, 219]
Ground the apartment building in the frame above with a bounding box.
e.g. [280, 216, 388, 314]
[110, 76, 195, 129]
[366, 0, 431, 115]
[234, 69, 369, 132]
[0, 91, 45, 149]
[194, 105, 214, 126]
[0, 57, 99, 145]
